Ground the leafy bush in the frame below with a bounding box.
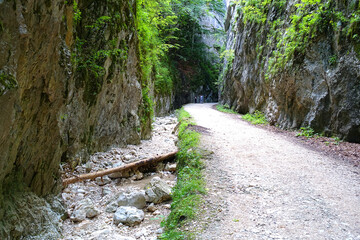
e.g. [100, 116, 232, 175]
[216, 104, 238, 114]
[242, 111, 268, 125]
[296, 126, 315, 138]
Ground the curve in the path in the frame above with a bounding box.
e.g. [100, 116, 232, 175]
[184, 103, 360, 240]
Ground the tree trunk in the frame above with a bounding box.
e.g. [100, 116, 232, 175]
[63, 151, 178, 186]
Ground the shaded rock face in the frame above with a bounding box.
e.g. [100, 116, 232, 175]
[0, 0, 145, 238]
[0, 193, 65, 239]
[220, 2, 360, 142]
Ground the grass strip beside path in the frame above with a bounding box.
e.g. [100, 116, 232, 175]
[160, 108, 206, 239]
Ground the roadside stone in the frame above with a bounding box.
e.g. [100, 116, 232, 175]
[95, 176, 111, 186]
[124, 154, 134, 162]
[147, 203, 157, 212]
[85, 162, 93, 173]
[165, 162, 177, 172]
[106, 191, 146, 212]
[70, 198, 100, 222]
[152, 210, 161, 215]
[145, 177, 172, 204]
[113, 206, 144, 226]
[126, 191, 146, 209]
[106, 201, 118, 213]
[134, 170, 144, 180]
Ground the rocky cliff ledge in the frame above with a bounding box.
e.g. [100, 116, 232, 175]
[220, 0, 360, 142]
[0, 0, 152, 238]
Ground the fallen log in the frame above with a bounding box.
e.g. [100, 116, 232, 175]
[63, 151, 178, 186]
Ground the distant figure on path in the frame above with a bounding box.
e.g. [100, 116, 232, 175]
[200, 95, 204, 103]
[195, 96, 197, 103]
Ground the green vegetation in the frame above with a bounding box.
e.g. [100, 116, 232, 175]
[72, 0, 81, 25]
[0, 73, 17, 95]
[230, 0, 360, 81]
[296, 126, 316, 138]
[70, 1, 131, 106]
[161, 108, 206, 239]
[216, 104, 238, 114]
[170, 0, 225, 97]
[242, 111, 268, 125]
[136, 0, 177, 96]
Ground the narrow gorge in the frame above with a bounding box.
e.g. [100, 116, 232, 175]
[0, 0, 359, 239]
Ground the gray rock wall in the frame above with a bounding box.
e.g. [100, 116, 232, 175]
[220, 1, 360, 142]
[0, 0, 147, 238]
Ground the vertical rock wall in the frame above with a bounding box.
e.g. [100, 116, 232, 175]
[220, 1, 360, 142]
[0, 0, 146, 238]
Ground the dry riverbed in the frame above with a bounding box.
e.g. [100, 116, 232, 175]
[61, 115, 178, 240]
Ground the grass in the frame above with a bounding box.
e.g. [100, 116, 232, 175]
[160, 108, 206, 239]
[242, 110, 268, 125]
[216, 104, 238, 114]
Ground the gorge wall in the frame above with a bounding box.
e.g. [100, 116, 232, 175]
[220, 0, 360, 142]
[0, 0, 171, 238]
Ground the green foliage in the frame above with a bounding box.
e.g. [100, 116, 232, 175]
[296, 126, 315, 138]
[0, 73, 17, 95]
[137, 0, 177, 95]
[161, 108, 205, 239]
[329, 54, 337, 65]
[73, 0, 81, 25]
[71, 3, 130, 106]
[332, 136, 342, 145]
[170, 0, 225, 98]
[232, 0, 360, 82]
[242, 110, 268, 125]
[216, 104, 238, 114]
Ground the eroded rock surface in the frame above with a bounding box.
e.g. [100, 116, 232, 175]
[0, 0, 174, 238]
[220, 1, 360, 142]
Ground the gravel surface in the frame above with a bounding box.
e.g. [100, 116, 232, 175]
[61, 115, 178, 240]
[184, 103, 360, 240]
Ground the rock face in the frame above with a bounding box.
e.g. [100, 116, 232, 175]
[0, 192, 65, 239]
[0, 0, 152, 238]
[220, 1, 360, 142]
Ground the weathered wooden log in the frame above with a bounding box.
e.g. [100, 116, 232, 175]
[63, 151, 178, 186]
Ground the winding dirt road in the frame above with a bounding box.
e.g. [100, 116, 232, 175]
[184, 103, 360, 240]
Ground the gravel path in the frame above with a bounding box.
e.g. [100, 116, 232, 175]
[184, 103, 360, 240]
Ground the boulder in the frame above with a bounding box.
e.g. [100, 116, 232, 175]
[113, 206, 144, 226]
[145, 177, 172, 204]
[70, 198, 100, 222]
[106, 191, 146, 212]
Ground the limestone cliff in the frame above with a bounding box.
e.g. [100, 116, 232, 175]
[0, 0, 149, 238]
[220, 0, 360, 142]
